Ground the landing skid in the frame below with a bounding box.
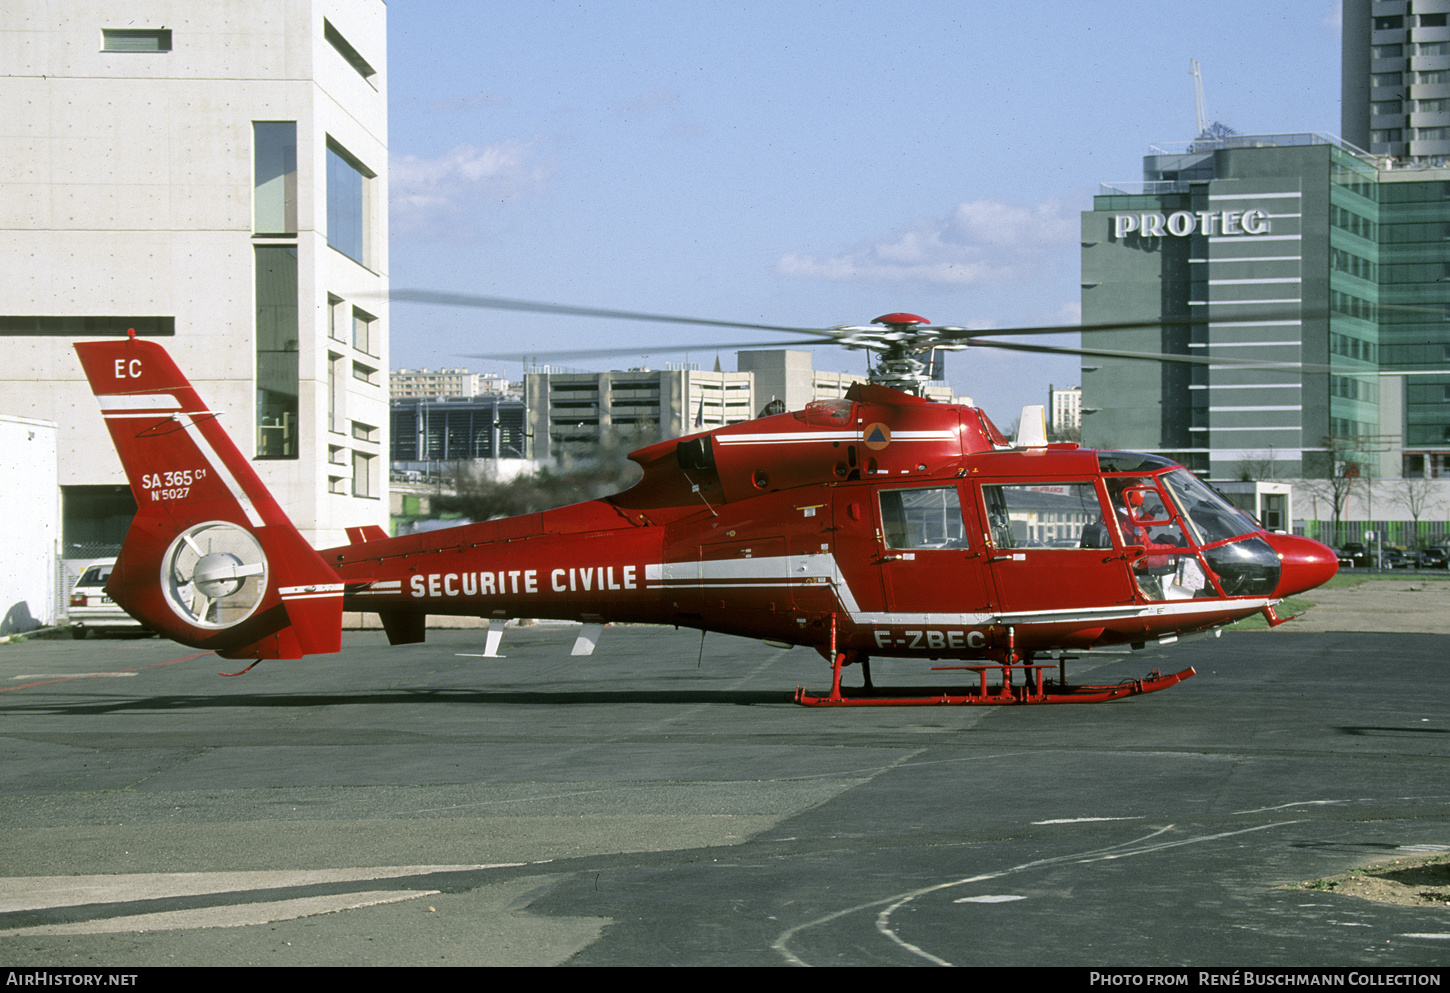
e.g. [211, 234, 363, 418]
[794, 662, 1195, 707]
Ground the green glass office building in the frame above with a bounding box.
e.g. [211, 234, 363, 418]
[1081, 132, 1450, 483]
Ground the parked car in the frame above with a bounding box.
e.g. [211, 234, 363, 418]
[1421, 547, 1449, 570]
[1337, 543, 1368, 567]
[1383, 548, 1410, 569]
[68, 559, 145, 638]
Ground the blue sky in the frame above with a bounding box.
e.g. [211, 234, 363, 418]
[385, 0, 1342, 422]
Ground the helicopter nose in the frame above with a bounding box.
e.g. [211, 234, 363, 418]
[1261, 532, 1339, 598]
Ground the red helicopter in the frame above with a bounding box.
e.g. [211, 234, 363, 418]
[75, 303, 1338, 706]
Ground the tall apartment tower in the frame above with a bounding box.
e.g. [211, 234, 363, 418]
[0, 1, 389, 562]
[1343, 0, 1450, 161]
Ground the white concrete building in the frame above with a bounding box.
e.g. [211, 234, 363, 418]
[0, 415, 58, 634]
[0, 0, 388, 558]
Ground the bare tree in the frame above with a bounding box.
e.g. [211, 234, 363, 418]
[1298, 473, 1358, 548]
[1233, 447, 1278, 483]
[1047, 422, 1081, 445]
[1401, 476, 1441, 549]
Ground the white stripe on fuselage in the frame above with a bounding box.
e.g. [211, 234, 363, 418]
[714, 430, 957, 446]
[644, 553, 1265, 629]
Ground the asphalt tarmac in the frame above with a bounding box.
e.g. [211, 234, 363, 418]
[1, 622, 1447, 967]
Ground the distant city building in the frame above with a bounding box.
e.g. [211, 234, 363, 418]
[734, 349, 946, 409]
[1048, 384, 1082, 435]
[0, 1, 390, 559]
[390, 396, 527, 463]
[525, 350, 896, 462]
[1342, 0, 1450, 162]
[391, 368, 512, 400]
[527, 366, 752, 462]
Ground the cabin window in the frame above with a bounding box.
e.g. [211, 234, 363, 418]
[879, 486, 968, 550]
[981, 483, 1112, 550]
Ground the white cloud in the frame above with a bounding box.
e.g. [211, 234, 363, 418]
[390, 140, 548, 235]
[775, 198, 1080, 286]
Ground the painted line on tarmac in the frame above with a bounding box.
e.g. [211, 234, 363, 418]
[11, 672, 137, 680]
[0, 865, 516, 912]
[0, 653, 208, 693]
[0, 890, 438, 936]
[0, 864, 527, 937]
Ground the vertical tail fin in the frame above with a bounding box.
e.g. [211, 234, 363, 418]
[75, 336, 342, 660]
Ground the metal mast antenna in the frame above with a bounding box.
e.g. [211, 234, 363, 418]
[1191, 58, 1207, 137]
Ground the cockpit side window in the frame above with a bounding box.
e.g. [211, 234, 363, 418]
[1104, 474, 1217, 601]
[1160, 469, 1259, 545]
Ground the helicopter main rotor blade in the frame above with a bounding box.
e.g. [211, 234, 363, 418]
[392, 289, 843, 340]
[396, 288, 1344, 344]
[464, 339, 842, 363]
[970, 337, 1335, 373]
[929, 312, 1300, 340]
[396, 288, 1379, 379]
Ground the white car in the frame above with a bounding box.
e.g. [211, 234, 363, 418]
[68, 559, 145, 638]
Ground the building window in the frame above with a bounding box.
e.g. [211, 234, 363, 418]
[326, 140, 374, 267]
[1417, 98, 1450, 113]
[1420, 69, 1450, 85]
[62, 485, 136, 560]
[1374, 15, 1404, 30]
[0, 316, 174, 336]
[323, 20, 376, 83]
[253, 122, 297, 235]
[352, 361, 378, 386]
[1418, 126, 1450, 141]
[329, 353, 346, 434]
[1373, 43, 1403, 59]
[328, 294, 347, 341]
[352, 451, 377, 499]
[1372, 128, 1405, 143]
[1421, 13, 1449, 28]
[255, 246, 299, 460]
[101, 28, 171, 52]
[1419, 41, 1450, 57]
[349, 449, 374, 495]
[352, 306, 378, 356]
[1373, 99, 1403, 116]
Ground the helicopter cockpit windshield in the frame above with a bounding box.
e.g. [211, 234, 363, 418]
[1098, 453, 1280, 602]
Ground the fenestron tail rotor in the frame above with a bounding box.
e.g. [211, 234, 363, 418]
[163, 522, 268, 629]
